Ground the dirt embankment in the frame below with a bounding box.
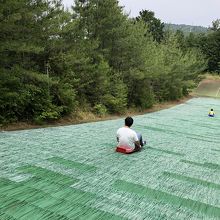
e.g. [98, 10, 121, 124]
[0, 96, 192, 132]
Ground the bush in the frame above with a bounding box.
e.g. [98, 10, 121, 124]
[51, 81, 78, 115]
[93, 104, 107, 116]
[34, 105, 63, 124]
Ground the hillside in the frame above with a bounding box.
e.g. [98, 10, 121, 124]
[1, 97, 220, 219]
[164, 23, 208, 34]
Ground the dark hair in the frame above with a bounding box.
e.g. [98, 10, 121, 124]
[125, 117, 133, 127]
[211, 109, 213, 111]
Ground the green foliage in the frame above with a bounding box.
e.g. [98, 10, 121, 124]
[0, 0, 207, 125]
[174, 30, 186, 50]
[34, 106, 62, 124]
[149, 32, 206, 101]
[102, 75, 128, 113]
[132, 80, 155, 109]
[183, 19, 220, 73]
[199, 30, 220, 72]
[0, 68, 25, 123]
[164, 23, 208, 35]
[93, 104, 107, 116]
[210, 19, 220, 31]
[51, 81, 77, 115]
[136, 10, 165, 42]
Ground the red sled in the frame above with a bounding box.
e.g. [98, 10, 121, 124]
[116, 146, 134, 154]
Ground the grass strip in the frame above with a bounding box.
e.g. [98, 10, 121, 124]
[113, 179, 220, 218]
[47, 157, 97, 172]
[0, 192, 69, 220]
[140, 125, 220, 143]
[181, 160, 220, 171]
[188, 137, 220, 144]
[25, 177, 96, 203]
[17, 165, 78, 185]
[0, 209, 17, 220]
[148, 147, 184, 156]
[0, 178, 124, 220]
[163, 171, 220, 190]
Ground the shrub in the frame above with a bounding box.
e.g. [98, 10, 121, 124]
[93, 104, 108, 116]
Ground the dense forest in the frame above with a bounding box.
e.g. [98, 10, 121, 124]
[0, 0, 219, 125]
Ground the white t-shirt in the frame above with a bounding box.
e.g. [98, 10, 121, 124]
[116, 127, 138, 148]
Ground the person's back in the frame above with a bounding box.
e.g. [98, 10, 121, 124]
[117, 126, 138, 149]
[116, 116, 144, 152]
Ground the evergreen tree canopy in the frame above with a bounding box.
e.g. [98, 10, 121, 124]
[136, 10, 165, 42]
[0, 0, 206, 125]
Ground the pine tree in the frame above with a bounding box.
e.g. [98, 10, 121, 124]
[136, 10, 165, 42]
[0, 0, 77, 124]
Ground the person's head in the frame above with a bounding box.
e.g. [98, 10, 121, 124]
[125, 117, 133, 127]
[211, 109, 213, 111]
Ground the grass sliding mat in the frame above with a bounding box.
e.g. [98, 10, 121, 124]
[195, 79, 220, 98]
[0, 97, 220, 219]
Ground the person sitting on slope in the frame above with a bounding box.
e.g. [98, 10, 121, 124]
[116, 117, 145, 152]
[208, 109, 215, 117]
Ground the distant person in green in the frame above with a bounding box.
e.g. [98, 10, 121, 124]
[208, 109, 215, 117]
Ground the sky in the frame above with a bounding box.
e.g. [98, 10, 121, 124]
[62, 0, 220, 27]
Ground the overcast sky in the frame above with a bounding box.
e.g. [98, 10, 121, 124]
[62, 0, 220, 27]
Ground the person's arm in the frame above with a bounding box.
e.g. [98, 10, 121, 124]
[134, 141, 141, 151]
[133, 132, 141, 151]
[116, 130, 119, 143]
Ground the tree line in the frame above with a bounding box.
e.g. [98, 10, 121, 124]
[1, 0, 216, 125]
[165, 24, 208, 35]
[182, 19, 220, 73]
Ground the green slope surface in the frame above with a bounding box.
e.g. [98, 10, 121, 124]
[0, 97, 220, 219]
